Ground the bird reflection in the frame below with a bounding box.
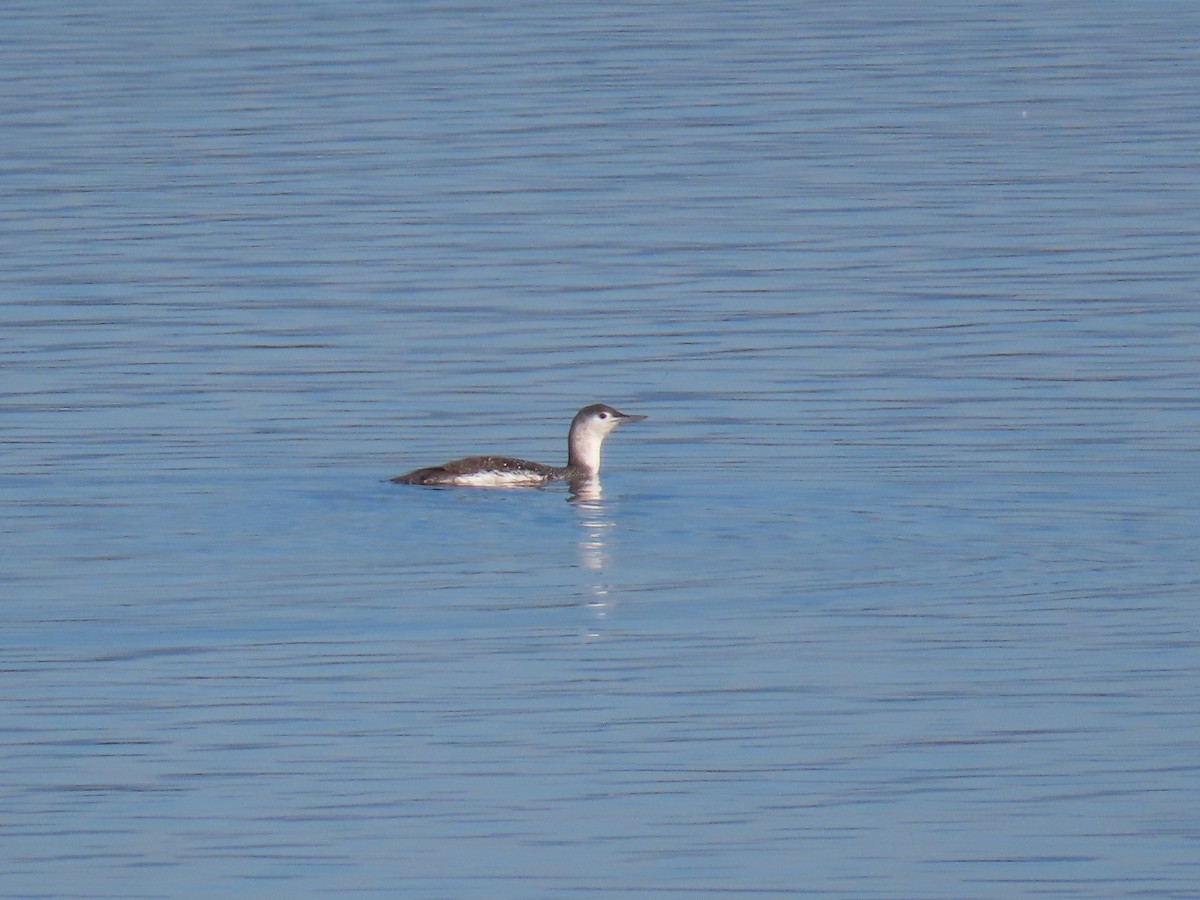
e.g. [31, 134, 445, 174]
[570, 479, 616, 638]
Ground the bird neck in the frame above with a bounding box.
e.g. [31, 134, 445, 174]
[567, 427, 604, 478]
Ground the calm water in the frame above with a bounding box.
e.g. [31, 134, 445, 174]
[3, 1, 1200, 897]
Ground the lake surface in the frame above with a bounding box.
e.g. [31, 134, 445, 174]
[3, 1, 1199, 897]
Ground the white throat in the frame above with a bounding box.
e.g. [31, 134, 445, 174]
[567, 417, 620, 477]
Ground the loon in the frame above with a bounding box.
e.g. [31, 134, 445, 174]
[391, 403, 646, 488]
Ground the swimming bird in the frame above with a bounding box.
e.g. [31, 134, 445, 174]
[391, 403, 646, 488]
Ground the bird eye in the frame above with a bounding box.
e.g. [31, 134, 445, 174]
[598, 412, 608, 419]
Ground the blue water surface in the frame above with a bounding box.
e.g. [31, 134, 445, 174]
[3, 1, 1199, 897]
